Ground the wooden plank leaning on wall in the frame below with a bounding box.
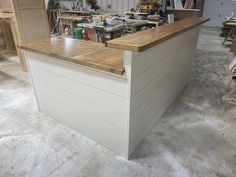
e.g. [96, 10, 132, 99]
[11, 0, 50, 71]
[0, 0, 50, 71]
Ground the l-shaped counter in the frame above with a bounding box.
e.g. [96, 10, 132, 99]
[21, 17, 209, 159]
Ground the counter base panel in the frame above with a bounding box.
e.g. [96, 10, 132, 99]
[126, 27, 199, 156]
[25, 26, 200, 159]
[26, 52, 130, 158]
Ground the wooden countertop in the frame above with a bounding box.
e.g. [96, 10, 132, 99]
[20, 37, 124, 75]
[106, 17, 209, 52]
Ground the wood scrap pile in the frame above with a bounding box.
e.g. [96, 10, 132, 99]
[221, 21, 236, 38]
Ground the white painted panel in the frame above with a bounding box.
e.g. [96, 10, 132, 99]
[27, 52, 128, 98]
[131, 38, 197, 97]
[37, 92, 127, 157]
[129, 82, 171, 154]
[132, 28, 198, 78]
[131, 47, 195, 127]
[131, 38, 197, 112]
[127, 27, 199, 157]
[29, 64, 128, 115]
[34, 80, 127, 130]
[129, 49, 194, 155]
[130, 68, 166, 114]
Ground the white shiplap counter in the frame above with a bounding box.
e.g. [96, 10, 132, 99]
[22, 18, 209, 159]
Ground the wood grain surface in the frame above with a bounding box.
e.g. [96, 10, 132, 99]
[106, 17, 210, 52]
[0, 12, 13, 19]
[20, 36, 124, 75]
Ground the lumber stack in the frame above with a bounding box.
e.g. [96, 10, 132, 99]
[220, 21, 236, 38]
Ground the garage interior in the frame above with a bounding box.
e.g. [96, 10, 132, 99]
[0, 1, 236, 177]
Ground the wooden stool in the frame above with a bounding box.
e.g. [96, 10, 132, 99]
[223, 22, 236, 44]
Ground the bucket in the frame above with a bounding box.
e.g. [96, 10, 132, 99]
[74, 28, 83, 39]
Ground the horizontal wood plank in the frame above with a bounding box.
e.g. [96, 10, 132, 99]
[37, 92, 127, 157]
[106, 18, 209, 52]
[34, 80, 127, 130]
[131, 35, 197, 97]
[30, 66, 128, 115]
[27, 52, 129, 98]
[131, 28, 198, 78]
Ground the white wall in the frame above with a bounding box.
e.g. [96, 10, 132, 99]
[203, 0, 236, 27]
[97, 0, 139, 13]
[45, 0, 167, 14]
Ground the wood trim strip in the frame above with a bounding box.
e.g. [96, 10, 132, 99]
[17, 6, 44, 10]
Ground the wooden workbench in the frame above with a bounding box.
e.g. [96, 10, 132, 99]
[22, 17, 209, 159]
[58, 14, 87, 35]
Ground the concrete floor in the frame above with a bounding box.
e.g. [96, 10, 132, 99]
[0, 28, 236, 177]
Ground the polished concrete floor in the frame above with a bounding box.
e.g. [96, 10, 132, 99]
[0, 28, 236, 177]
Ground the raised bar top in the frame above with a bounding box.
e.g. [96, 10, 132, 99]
[20, 37, 124, 75]
[106, 17, 210, 52]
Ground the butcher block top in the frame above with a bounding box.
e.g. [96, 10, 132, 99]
[20, 37, 124, 75]
[106, 17, 210, 52]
